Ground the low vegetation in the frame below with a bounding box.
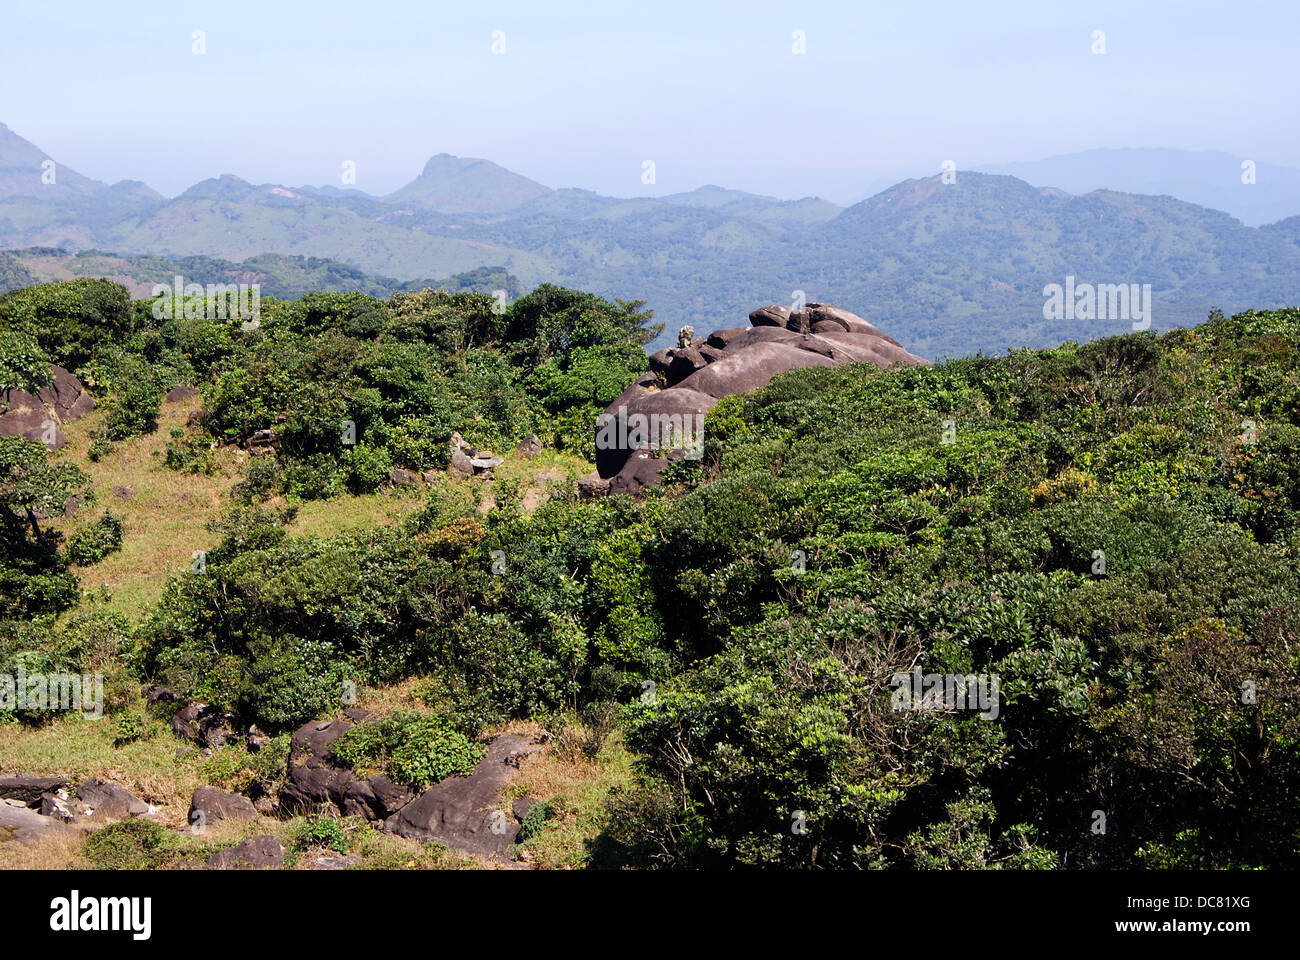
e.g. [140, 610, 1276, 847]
[2, 275, 1298, 869]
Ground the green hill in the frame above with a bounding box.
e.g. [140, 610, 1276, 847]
[1, 273, 1298, 870]
[2, 120, 1300, 360]
[384, 153, 553, 213]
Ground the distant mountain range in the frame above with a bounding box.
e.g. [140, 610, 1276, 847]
[4, 121, 1299, 358]
[0, 247, 522, 303]
[977, 148, 1300, 228]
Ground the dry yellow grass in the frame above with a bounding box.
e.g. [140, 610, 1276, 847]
[42, 394, 423, 620]
[1, 712, 216, 819]
[6, 399, 613, 870]
[0, 825, 89, 870]
[495, 719, 636, 870]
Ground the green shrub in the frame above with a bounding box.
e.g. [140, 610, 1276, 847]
[103, 375, 163, 440]
[164, 428, 217, 475]
[0, 278, 133, 369]
[293, 817, 347, 853]
[66, 511, 124, 566]
[517, 800, 556, 843]
[86, 432, 113, 462]
[0, 329, 51, 393]
[332, 711, 483, 789]
[113, 712, 146, 746]
[84, 820, 173, 870]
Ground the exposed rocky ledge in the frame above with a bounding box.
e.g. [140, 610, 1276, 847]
[0, 364, 95, 449]
[586, 303, 927, 495]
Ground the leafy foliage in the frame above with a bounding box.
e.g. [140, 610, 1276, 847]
[84, 820, 173, 870]
[332, 711, 483, 789]
[66, 511, 124, 566]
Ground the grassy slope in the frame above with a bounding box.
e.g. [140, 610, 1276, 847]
[2, 398, 628, 870]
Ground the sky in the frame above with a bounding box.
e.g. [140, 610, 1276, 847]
[2, 0, 1298, 203]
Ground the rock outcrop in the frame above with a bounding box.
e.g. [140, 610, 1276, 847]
[170, 700, 237, 748]
[0, 365, 95, 449]
[591, 303, 926, 493]
[383, 733, 543, 860]
[275, 714, 545, 863]
[279, 714, 414, 821]
[35, 778, 151, 827]
[0, 774, 67, 806]
[189, 787, 258, 825]
[205, 835, 285, 870]
[0, 799, 82, 844]
[448, 431, 504, 477]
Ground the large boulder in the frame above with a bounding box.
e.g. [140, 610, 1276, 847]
[706, 327, 748, 349]
[608, 450, 671, 496]
[717, 325, 805, 352]
[594, 374, 663, 477]
[748, 305, 791, 327]
[0, 799, 83, 844]
[205, 835, 284, 870]
[189, 787, 258, 826]
[677, 342, 837, 399]
[75, 779, 148, 822]
[813, 329, 927, 366]
[279, 716, 414, 821]
[588, 304, 925, 495]
[0, 364, 94, 449]
[595, 387, 716, 479]
[665, 345, 708, 384]
[647, 348, 674, 378]
[0, 775, 67, 807]
[1, 365, 95, 449]
[806, 303, 903, 346]
[383, 734, 543, 860]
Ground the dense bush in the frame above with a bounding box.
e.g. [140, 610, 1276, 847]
[0, 278, 133, 370]
[0, 437, 87, 626]
[7, 267, 1299, 870]
[66, 511, 124, 566]
[332, 711, 483, 788]
[0, 329, 51, 393]
[84, 820, 173, 870]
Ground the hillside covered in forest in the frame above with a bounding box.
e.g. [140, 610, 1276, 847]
[5, 121, 1300, 359]
[2, 276, 1298, 869]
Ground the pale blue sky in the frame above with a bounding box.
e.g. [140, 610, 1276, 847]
[2, 0, 1297, 202]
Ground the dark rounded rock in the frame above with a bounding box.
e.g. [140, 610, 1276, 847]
[748, 305, 792, 327]
[190, 786, 258, 824]
[279, 716, 413, 821]
[648, 348, 673, 378]
[609, 451, 670, 496]
[383, 734, 542, 860]
[595, 387, 716, 479]
[76, 779, 148, 821]
[665, 345, 707, 385]
[388, 467, 421, 487]
[676, 342, 837, 399]
[515, 434, 543, 459]
[806, 303, 904, 346]
[205, 835, 284, 870]
[706, 327, 747, 349]
[165, 384, 201, 404]
[0, 774, 67, 807]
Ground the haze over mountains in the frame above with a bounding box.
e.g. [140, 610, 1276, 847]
[977, 148, 1300, 228]
[4, 120, 1300, 358]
